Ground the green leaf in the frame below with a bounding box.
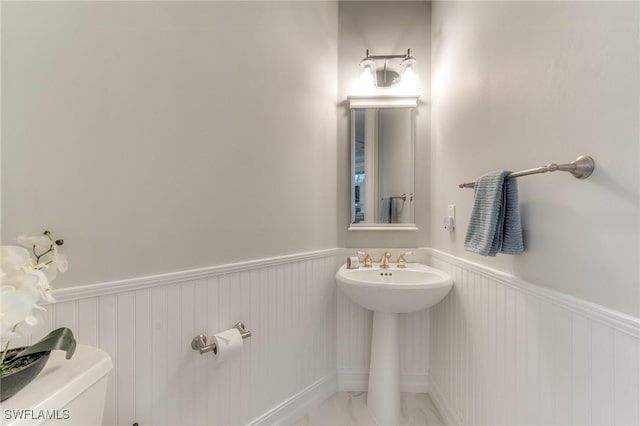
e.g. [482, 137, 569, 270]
[13, 328, 76, 360]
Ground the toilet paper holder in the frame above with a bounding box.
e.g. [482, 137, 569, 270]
[191, 322, 252, 355]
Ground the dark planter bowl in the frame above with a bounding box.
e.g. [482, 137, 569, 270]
[0, 348, 51, 402]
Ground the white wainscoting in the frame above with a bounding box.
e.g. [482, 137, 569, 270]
[428, 249, 640, 426]
[25, 250, 339, 426]
[19, 247, 638, 425]
[336, 249, 431, 392]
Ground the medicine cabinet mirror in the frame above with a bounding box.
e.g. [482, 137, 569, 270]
[348, 95, 419, 231]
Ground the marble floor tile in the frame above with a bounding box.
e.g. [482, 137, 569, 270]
[292, 392, 445, 426]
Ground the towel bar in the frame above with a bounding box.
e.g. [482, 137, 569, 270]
[459, 155, 595, 189]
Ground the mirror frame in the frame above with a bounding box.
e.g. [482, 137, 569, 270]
[347, 94, 420, 231]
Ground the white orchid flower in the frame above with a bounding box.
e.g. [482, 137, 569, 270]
[1, 246, 34, 274]
[39, 248, 68, 282]
[0, 245, 58, 340]
[40, 263, 57, 282]
[25, 266, 56, 304]
[0, 284, 40, 339]
[14, 233, 68, 281]
[54, 253, 68, 272]
[1, 233, 66, 351]
[16, 235, 54, 255]
[0, 271, 42, 341]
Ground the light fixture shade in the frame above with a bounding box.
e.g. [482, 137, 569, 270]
[400, 57, 417, 92]
[358, 58, 377, 92]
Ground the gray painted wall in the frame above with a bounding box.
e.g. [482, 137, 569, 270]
[2, 2, 338, 287]
[430, 1, 640, 316]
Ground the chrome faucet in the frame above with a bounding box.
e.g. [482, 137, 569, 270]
[379, 251, 392, 268]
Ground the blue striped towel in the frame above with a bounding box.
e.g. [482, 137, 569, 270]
[464, 171, 524, 256]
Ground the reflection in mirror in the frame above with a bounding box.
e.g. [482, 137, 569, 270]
[351, 108, 415, 227]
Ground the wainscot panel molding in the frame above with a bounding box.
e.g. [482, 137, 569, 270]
[50, 249, 340, 302]
[26, 249, 339, 426]
[427, 248, 640, 426]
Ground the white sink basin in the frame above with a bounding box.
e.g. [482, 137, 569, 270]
[336, 262, 453, 425]
[336, 263, 453, 313]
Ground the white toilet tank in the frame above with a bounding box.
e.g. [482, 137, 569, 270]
[1, 345, 113, 426]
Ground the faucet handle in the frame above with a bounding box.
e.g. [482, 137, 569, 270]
[364, 254, 373, 267]
[358, 251, 373, 267]
[396, 251, 412, 268]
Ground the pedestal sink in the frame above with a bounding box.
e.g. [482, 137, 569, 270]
[336, 263, 453, 425]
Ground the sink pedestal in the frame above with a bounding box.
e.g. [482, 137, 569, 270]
[335, 263, 453, 425]
[368, 312, 401, 425]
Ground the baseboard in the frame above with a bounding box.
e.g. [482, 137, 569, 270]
[248, 373, 338, 426]
[427, 374, 462, 426]
[400, 373, 430, 393]
[338, 370, 429, 393]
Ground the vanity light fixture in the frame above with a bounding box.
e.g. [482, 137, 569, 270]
[358, 49, 417, 92]
[358, 57, 377, 91]
[400, 56, 417, 91]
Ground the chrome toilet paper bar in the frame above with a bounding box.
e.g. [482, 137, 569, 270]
[191, 322, 251, 355]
